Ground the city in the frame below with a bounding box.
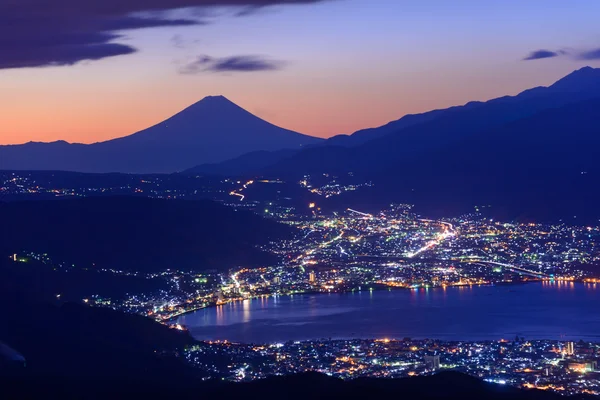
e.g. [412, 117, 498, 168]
[184, 338, 600, 396]
[11, 194, 599, 323]
[4, 171, 600, 396]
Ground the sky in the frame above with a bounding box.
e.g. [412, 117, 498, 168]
[1, 0, 599, 145]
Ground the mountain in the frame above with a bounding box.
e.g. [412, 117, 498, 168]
[266, 67, 600, 176]
[325, 107, 452, 147]
[0, 96, 322, 174]
[185, 105, 448, 175]
[188, 67, 600, 177]
[2, 369, 578, 399]
[184, 107, 457, 176]
[186, 148, 299, 176]
[332, 66, 600, 148]
[0, 294, 197, 380]
[0, 197, 294, 272]
[321, 97, 600, 222]
[187, 67, 600, 222]
[0, 267, 207, 380]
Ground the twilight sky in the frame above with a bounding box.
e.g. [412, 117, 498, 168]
[1, 0, 599, 145]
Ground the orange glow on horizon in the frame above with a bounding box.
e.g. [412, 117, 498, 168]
[0, 93, 422, 145]
[0, 61, 587, 145]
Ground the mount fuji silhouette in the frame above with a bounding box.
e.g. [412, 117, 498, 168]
[0, 96, 321, 173]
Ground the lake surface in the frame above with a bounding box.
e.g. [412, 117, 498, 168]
[178, 282, 600, 343]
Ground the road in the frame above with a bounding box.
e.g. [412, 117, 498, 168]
[469, 260, 550, 278]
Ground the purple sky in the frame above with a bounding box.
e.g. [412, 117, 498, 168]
[1, 0, 599, 144]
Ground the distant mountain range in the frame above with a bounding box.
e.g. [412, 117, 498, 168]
[186, 67, 600, 222]
[277, 66, 600, 173]
[188, 66, 600, 176]
[3, 67, 600, 221]
[0, 96, 321, 174]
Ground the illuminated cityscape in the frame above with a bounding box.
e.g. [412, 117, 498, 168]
[14, 201, 599, 323]
[4, 170, 600, 396]
[184, 338, 600, 396]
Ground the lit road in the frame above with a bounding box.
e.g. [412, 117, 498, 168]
[231, 272, 245, 294]
[406, 219, 457, 258]
[229, 180, 254, 202]
[347, 208, 373, 218]
[468, 260, 550, 278]
[290, 229, 346, 268]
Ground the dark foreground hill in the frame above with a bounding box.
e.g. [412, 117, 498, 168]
[0, 277, 198, 381]
[0, 196, 293, 272]
[2, 370, 585, 400]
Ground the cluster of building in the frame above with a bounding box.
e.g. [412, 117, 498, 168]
[5, 171, 600, 397]
[12, 202, 599, 324]
[183, 338, 600, 396]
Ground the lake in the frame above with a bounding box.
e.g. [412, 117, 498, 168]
[177, 281, 600, 343]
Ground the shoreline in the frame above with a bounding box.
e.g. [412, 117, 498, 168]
[167, 278, 592, 324]
[190, 334, 600, 346]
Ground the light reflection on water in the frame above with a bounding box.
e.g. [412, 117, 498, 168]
[178, 282, 600, 344]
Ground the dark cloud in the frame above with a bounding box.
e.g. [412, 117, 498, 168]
[235, 5, 264, 16]
[0, 43, 137, 70]
[523, 49, 560, 61]
[580, 48, 600, 60]
[522, 46, 600, 62]
[0, 0, 328, 70]
[180, 55, 284, 73]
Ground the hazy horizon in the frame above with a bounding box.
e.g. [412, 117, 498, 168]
[2, 66, 599, 146]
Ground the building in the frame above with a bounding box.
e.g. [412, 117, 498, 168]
[309, 271, 316, 283]
[273, 276, 281, 285]
[566, 342, 575, 356]
[424, 355, 440, 370]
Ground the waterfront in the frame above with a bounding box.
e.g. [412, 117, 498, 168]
[179, 282, 600, 343]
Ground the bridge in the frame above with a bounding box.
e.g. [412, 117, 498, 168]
[467, 260, 550, 278]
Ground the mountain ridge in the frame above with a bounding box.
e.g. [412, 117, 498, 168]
[318, 97, 600, 223]
[264, 66, 600, 175]
[187, 66, 600, 176]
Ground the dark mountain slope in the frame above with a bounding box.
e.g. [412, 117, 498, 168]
[1, 370, 581, 400]
[186, 148, 299, 176]
[324, 98, 600, 222]
[324, 66, 600, 149]
[0, 277, 197, 380]
[326, 107, 452, 147]
[0, 197, 293, 272]
[0, 96, 322, 174]
[346, 66, 600, 149]
[267, 67, 600, 177]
